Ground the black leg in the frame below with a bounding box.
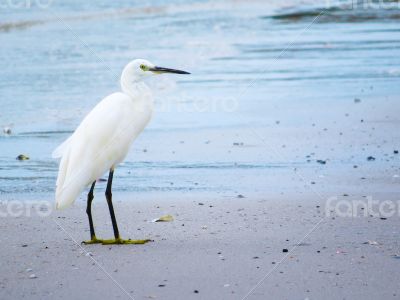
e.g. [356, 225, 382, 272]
[82, 181, 102, 244]
[86, 181, 96, 239]
[84, 168, 150, 245]
[105, 169, 120, 239]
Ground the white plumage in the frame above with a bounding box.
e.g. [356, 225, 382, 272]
[53, 59, 189, 244]
[53, 58, 186, 210]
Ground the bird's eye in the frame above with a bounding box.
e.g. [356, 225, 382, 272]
[140, 64, 146, 71]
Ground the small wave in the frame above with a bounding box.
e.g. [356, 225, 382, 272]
[0, 20, 45, 32]
[269, 6, 341, 21]
[0, 176, 53, 181]
[17, 130, 73, 136]
[0, 0, 265, 33]
[267, 4, 400, 23]
[123, 161, 292, 170]
[0, 5, 168, 33]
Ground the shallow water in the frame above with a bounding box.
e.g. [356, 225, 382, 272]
[1, 0, 399, 199]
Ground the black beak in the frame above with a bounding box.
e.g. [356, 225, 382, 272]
[149, 66, 190, 74]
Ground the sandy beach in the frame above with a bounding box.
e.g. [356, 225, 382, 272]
[1, 192, 400, 300]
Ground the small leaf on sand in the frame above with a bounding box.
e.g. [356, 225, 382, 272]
[152, 215, 174, 222]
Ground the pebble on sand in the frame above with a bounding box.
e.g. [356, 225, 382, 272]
[16, 154, 29, 160]
[3, 126, 12, 135]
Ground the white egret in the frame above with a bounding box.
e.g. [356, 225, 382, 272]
[52, 59, 190, 244]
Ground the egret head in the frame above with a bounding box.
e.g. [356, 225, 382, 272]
[122, 59, 190, 82]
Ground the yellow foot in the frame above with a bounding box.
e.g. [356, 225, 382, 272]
[82, 236, 102, 244]
[101, 238, 152, 245]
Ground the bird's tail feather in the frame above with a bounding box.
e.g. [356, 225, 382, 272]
[56, 182, 85, 210]
[55, 147, 90, 210]
[52, 135, 73, 158]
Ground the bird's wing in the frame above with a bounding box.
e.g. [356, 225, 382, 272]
[55, 92, 136, 209]
[52, 135, 73, 158]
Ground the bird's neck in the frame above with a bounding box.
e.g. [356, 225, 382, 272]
[120, 74, 149, 100]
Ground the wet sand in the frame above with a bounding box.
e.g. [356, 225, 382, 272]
[1, 188, 400, 300]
